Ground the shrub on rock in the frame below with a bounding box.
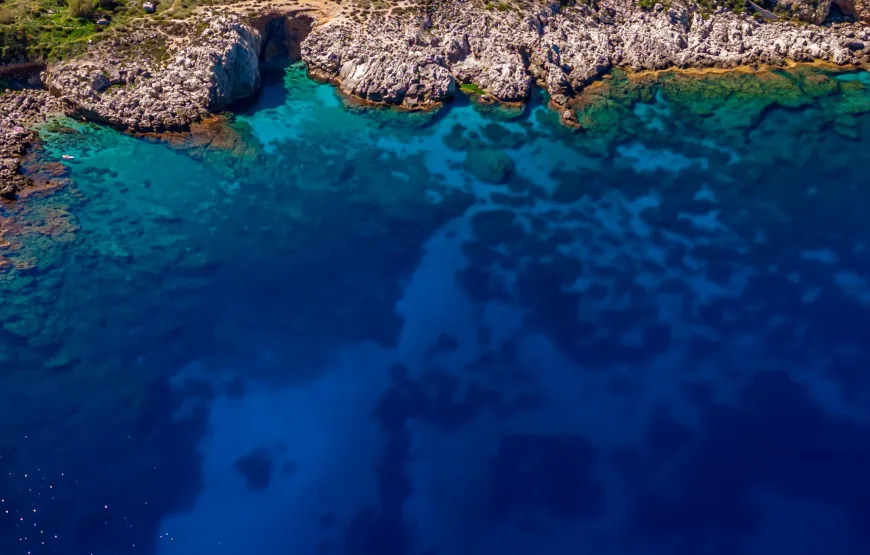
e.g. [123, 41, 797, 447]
[67, 0, 97, 19]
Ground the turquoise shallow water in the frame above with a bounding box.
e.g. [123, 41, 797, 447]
[2, 63, 870, 555]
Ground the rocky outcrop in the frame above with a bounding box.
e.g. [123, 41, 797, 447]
[769, 0, 832, 24]
[535, 1, 870, 107]
[42, 14, 265, 132]
[300, 0, 870, 111]
[23, 0, 870, 123]
[4, 12, 296, 195]
[302, 5, 545, 106]
[302, 18, 456, 107]
[0, 90, 71, 198]
[835, 0, 870, 22]
[4, 0, 870, 193]
[767, 0, 870, 23]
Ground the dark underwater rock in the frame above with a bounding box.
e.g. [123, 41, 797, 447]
[443, 123, 471, 151]
[234, 449, 274, 491]
[464, 145, 515, 184]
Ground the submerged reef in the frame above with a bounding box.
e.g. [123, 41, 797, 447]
[570, 65, 870, 153]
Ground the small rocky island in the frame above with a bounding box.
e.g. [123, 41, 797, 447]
[2, 0, 869, 196]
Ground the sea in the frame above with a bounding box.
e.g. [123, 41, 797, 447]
[2, 61, 870, 555]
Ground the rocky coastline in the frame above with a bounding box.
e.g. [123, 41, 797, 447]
[2, 0, 870, 196]
[0, 90, 71, 198]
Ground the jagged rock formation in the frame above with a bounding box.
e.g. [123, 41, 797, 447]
[767, 0, 870, 24]
[302, 0, 870, 110]
[33, 0, 870, 127]
[303, 17, 458, 107]
[3, 0, 870, 194]
[21, 0, 870, 124]
[835, 0, 870, 22]
[770, 0, 833, 24]
[302, 7, 542, 106]
[536, 1, 870, 106]
[0, 90, 70, 198]
[42, 15, 264, 132]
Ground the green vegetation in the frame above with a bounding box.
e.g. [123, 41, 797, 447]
[0, 0, 234, 63]
[0, 0, 109, 62]
[67, 0, 96, 18]
[636, 0, 746, 14]
[460, 82, 486, 96]
[697, 0, 747, 14]
[483, 1, 511, 10]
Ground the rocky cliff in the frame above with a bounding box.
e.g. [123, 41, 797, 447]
[0, 90, 70, 198]
[835, 0, 870, 23]
[768, 0, 870, 24]
[30, 0, 870, 129]
[3, 0, 870, 196]
[42, 15, 263, 132]
[302, 0, 870, 111]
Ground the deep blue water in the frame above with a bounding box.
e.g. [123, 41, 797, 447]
[2, 63, 870, 555]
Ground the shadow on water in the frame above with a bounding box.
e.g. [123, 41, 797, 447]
[229, 58, 293, 114]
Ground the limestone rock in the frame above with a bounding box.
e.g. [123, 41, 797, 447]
[835, 0, 870, 22]
[769, 0, 831, 24]
[301, 0, 870, 110]
[43, 14, 268, 132]
[28, 1, 870, 129]
[0, 90, 71, 197]
[7, 0, 870, 192]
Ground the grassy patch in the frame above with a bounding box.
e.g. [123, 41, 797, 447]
[0, 0, 204, 63]
[68, 0, 96, 18]
[636, 0, 747, 14]
[0, 0, 108, 61]
[460, 82, 486, 95]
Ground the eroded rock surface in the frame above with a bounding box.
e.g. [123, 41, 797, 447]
[22, 1, 870, 124]
[4, 0, 870, 191]
[302, 0, 870, 110]
[42, 15, 264, 132]
[835, 0, 870, 23]
[0, 90, 71, 198]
